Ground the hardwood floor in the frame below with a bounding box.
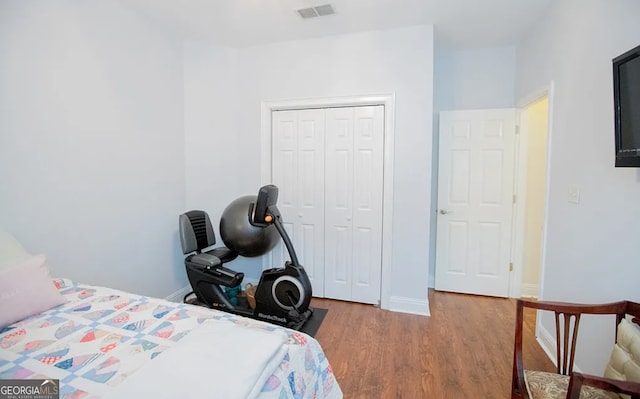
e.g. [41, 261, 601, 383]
[311, 290, 555, 398]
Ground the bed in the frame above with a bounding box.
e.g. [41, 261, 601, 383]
[0, 235, 342, 399]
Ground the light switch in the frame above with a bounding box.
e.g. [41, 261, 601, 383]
[568, 184, 580, 204]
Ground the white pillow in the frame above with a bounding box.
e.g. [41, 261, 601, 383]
[605, 317, 640, 384]
[0, 231, 31, 271]
[0, 254, 67, 328]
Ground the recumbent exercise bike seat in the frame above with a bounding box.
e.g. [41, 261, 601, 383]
[179, 210, 243, 299]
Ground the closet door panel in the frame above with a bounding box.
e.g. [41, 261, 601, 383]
[271, 110, 298, 270]
[271, 109, 325, 296]
[296, 109, 325, 295]
[324, 108, 354, 301]
[351, 106, 384, 304]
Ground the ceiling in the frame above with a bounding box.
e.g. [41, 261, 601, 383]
[120, 0, 554, 49]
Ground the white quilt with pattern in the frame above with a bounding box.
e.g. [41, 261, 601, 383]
[0, 279, 342, 399]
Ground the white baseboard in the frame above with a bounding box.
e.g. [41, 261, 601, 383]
[537, 323, 557, 367]
[389, 295, 430, 316]
[521, 283, 539, 299]
[164, 285, 192, 303]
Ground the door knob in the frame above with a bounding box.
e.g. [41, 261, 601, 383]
[439, 209, 449, 215]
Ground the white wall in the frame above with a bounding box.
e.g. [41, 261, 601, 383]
[184, 25, 434, 308]
[516, 0, 640, 374]
[0, 1, 187, 298]
[183, 42, 263, 279]
[430, 46, 517, 286]
[434, 46, 516, 111]
[184, 42, 242, 212]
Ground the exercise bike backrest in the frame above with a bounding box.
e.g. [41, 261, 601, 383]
[249, 185, 300, 267]
[179, 210, 217, 255]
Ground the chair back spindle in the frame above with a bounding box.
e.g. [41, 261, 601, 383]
[554, 312, 581, 375]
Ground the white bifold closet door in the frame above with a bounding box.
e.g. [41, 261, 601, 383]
[271, 106, 384, 304]
[271, 109, 326, 297]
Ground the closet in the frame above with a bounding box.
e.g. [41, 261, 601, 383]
[270, 105, 384, 304]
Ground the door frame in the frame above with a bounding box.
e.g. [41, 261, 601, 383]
[510, 81, 555, 299]
[260, 94, 396, 309]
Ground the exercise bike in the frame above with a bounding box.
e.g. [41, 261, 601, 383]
[178, 185, 313, 330]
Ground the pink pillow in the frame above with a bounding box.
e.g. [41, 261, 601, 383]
[0, 254, 67, 328]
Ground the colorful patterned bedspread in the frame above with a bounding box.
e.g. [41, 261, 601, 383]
[0, 279, 342, 399]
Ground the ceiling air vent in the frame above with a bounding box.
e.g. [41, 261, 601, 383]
[314, 4, 335, 16]
[297, 7, 318, 19]
[296, 4, 335, 19]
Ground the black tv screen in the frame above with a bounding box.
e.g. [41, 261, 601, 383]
[613, 44, 640, 167]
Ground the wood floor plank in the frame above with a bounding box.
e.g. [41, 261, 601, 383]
[311, 290, 555, 398]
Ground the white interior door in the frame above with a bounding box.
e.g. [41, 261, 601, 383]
[324, 106, 384, 304]
[271, 105, 384, 304]
[271, 109, 325, 296]
[435, 109, 517, 297]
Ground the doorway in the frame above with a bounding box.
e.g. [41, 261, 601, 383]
[513, 93, 551, 299]
[434, 89, 553, 299]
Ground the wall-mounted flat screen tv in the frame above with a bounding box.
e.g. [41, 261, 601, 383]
[613, 44, 640, 167]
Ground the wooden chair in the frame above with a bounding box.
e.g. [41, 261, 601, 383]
[512, 299, 640, 399]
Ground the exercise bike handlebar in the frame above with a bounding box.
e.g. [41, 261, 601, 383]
[271, 214, 300, 267]
[250, 185, 300, 267]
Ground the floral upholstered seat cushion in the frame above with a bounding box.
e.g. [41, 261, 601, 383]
[524, 370, 620, 399]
